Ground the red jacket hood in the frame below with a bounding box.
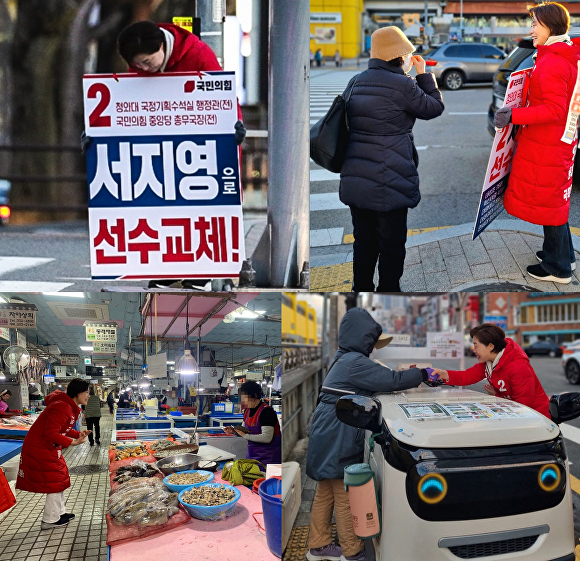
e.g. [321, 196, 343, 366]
[45, 390, 78, 410]
[537, 41, 580, 62]
[496, 338, 529, 368]
[158, 23, 202, 69]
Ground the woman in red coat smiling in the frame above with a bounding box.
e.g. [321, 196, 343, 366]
[494, 2, 580, 284]
[431, 323, 550, 418]
[16, 379, 91, 529]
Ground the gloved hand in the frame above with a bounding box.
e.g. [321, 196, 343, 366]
[81, 131, 92, 154]
[494, 107, 512, 129]
[234, 120, 246, 145]
[421, 367, 438, 382]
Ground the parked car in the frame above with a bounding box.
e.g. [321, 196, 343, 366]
[487, 36, 580, 190]
[424, 42, 506, 90]
[563, 349, 580, 384]
[337, 385, 578, 561]
[523, 341, 564, 358]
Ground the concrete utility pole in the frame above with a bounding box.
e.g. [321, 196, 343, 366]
[196, 0, 225, 64]
[268, 0, 309, 287]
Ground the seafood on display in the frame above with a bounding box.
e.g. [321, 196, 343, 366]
[166, 472, 210, 485]
[107, 480, 179, 527]
[149, 439, 175, 451]
[109, 440, 143, 450]
[113, 460, 160, 483]
[114, 446, 149, 461]
[182, 485, 235, 506]
[154, 447, 199, 459]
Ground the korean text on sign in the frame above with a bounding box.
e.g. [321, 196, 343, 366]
[472, 68, 531, 240]
[82, 71, 244, 280]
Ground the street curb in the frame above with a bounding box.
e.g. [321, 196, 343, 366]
[404, 220, 580, 252]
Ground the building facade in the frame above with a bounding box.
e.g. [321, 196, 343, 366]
[486, 293, 580, 346]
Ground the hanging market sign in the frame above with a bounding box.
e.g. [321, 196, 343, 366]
[60, 354, 80, 366]
[0, 327, 9, 342]
[104, 367, 119, 376]
[93, 341, 116, 354]
[0, 303, 37, 329]
[84, 321, 118, 342]
[16, 331, 26, 349]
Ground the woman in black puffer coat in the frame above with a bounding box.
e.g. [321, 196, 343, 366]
[340, 26, 445, 292]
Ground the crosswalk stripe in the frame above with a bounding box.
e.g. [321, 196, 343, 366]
[310, 169, 340, 182]
[0, 281, 74, 291]
[561, 423, 580, 446]
[311, 192, 343, 211]
[310, 228, 345, 247]
[0, 256, 54, 275]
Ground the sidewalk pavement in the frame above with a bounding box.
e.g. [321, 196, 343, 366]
[311, 220, 580, 292]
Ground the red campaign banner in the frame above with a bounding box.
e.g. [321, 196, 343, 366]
[472, 68, 531, 240]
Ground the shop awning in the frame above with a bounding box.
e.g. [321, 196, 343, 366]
[444, 1, 580, 14]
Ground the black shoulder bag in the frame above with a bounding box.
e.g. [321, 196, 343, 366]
[309, 76, 359, 173]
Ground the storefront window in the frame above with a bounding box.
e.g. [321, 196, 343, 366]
[520, 307, 528, 324]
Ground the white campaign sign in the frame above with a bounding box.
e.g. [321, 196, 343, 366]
[82, 71, 244, 281]
[473, 68, 531, 239]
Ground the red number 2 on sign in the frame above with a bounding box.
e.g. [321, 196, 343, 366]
[88, 83, 112, 127]
[496, 125, 510, 152]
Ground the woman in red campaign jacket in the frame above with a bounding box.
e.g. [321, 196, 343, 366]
[118, 20, 245, 135]
[16, 379, 91, 530]
[432, 323, 550, 418]
[494, 2, 580, 285]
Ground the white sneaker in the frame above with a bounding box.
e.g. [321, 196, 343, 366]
[536, 251, 576, 271]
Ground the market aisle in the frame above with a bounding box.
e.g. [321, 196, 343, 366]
[0, 412, 112, 561]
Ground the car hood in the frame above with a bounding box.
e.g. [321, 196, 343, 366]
[373, 377, 559, 448]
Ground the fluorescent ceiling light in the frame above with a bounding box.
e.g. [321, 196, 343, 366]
[80, 346, 92, 351]
[43, 292, 85, 297]
[0, 295, 7, 304]
[254, 359, 267, 364]
[167, 361, 175, 364]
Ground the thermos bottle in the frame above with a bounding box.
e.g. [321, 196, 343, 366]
[344, 463, 381, 539]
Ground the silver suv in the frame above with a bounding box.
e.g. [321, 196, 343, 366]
[426, 42, 506, 90]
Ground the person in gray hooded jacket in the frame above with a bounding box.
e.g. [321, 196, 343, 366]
[306, 308, 429, 561]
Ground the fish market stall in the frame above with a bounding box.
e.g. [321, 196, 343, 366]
[114, 409, 174, 431]
[0, 439, 23, 464]
[106, 434, 278, 560]
[0, 414, 39, 439]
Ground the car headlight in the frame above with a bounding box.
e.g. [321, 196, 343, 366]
[417, 473, 448, 504]
[538, 464, 561, 492]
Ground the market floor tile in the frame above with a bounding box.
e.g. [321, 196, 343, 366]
[0, 411, 113, 561]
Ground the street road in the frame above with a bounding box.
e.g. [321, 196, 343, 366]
[310, 66, 580, 265]
[0, 215, 265, 291]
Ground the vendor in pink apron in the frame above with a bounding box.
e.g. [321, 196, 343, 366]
[0, 390, 11, 414]
[224, 381, 281, 466]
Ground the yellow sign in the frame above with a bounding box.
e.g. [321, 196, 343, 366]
[189, 386, 197, 396]
[173, 17, 193, 33]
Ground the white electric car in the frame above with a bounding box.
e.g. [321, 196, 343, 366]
[337, 374, 579, 561]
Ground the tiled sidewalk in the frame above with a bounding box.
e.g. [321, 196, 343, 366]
[0, 412, 112, 561]
[311, 222, 580, 292]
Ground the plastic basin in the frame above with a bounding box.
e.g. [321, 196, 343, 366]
[163, 470, 214, 493]
[178, 482, 241, 520]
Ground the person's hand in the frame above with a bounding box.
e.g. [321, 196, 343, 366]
[81, 131, 92, 154]
[411, 55, 426, 75]
[430, 368, 449, 382]
[484, 384, 497, 396]
[70, 435, 88, 446]
[234, 120, 246, 145]
[79, 429, 92, 438]
[494, 107, 512, 129]
[223, 426, 236, 435]
[234, 428, 246, 437]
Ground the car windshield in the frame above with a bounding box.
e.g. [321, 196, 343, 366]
[424, 47, 440, 57]
[500, 43, 534, 71]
